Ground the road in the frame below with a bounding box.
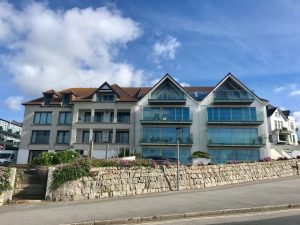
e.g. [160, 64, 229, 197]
[1, 176, 300, 225]
[132, 208, 300, 225]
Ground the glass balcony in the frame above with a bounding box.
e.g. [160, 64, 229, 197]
[140, 135, 193, 145]
[141, 107, 192, 124]
[208, 136, 265, 147]
[207, 107, 264, 125]
[148, 92, 186, 104]
[214, 90, 254, 104]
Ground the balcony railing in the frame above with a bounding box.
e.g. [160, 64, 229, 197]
[94, 137, 113, 144]
[208, 136, 265, 146]
[214, 90, 254, 104]
[0, 129, 21, 138]
[140, 135, 193, 145]
[148, 93, 186, 104]
[115, 138, 129, 144]
[141, 113, 192, 124]
[207, 112, 264, 125]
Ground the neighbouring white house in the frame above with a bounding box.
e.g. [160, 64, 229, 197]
[266, 105, 298, 146]
[0, 119, 22, 150]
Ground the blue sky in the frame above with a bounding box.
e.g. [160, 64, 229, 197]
[0, 0, 300, 125]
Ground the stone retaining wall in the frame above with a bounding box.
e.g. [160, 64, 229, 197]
[0, 167, 16, 206]
[46, 160, 300, 201]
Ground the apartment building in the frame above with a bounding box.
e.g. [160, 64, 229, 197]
[0, 119, 22, 150]
[18, 73, 271, 164]
[267, 105, 298, 145]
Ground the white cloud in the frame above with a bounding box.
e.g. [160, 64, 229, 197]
[290, 90, 300, 96]
[180, 82, 190, 87]
[4, 96, 24, 111]
[153, 36, 181, 62]
[293, 111, 300, 129]
[274, 86, 285, 93]
[0, 2, 145, 95]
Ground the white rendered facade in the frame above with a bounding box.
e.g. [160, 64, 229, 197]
[0, 119, 22, 149]
[18, 73, 271, 164]
[267, 107, 298, 145]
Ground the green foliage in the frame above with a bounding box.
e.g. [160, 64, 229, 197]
[118, 148, 130, 157]
[117, 148, 143, 159]
[51, 159, 90, 190]
[0, 167, 11, 195]
[31, 151, 80, 166]
[91, 159, 155, 168]
[133, 152, 143, 159]
[51, 158, 156, 190]
[191, 151, 211, 159]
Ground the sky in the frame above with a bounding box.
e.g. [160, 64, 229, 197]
[0, 0, 300, 127]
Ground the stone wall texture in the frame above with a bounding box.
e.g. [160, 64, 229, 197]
[46, 160, 300, 201]
[0, 167, 16, 206]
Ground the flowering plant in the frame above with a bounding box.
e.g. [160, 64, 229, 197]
[0, 167, 11, 194]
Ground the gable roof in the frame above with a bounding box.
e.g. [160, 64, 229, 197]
[266, 104, 288, 120]
[200, 72, 266, 104]
[138, 73, 198, 103]
[23, 73, 266, 106]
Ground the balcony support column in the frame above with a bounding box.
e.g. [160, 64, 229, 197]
[89, 128, 93, 142]
[91, 109, 95, 123]
[112, 129, 116, 144]
[114, 108, 117, 123]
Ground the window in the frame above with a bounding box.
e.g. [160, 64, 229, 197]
[97, 94, 115, 102]
[207, 107, 258, 122]
[94, 112, 104, 122]
[117, 112, 130, 123]
[116, 131, 129, 143]
[291, 122, 294, 130]
[93, 131, 102, 144]
[142, 107, 190, 121]
[59, 112, 72, 124]
[151, 81, 184, 100]
[34, 112, 52, 125]
[142, 127, 191, 144]
[56, 131, 70, 144]
[62, 94, 70, 105]
[44, 94, 52, 105]
[94, 131, 112, 143]
[84, 112, 91, 122]
[31, 130, 50, 144]
[82, 131, 90, 143]
[208, 149, 260, 164]
[208, 128, 260, 145]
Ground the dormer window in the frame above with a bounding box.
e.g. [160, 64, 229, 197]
[44, 94, 52, 105]
[97, 93, 115, 103]
[62, 93, 70, 105]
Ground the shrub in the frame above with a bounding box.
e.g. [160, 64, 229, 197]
[132, 152, 143, 159]
[191, 151, 211, 159]
[118, 148, 130, 157]
[0, 167, 11, 195]
[31, 151, 80, 166]
[51, 159, 90, 190]
[91, 159, 156, 168]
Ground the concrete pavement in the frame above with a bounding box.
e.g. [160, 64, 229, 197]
[1, 176, 300, 225]
[131, 208, 300, 225]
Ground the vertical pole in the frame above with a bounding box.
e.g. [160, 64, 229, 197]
[105, 143, 109, 159]
[88, 140, 94, 159]
[177, 139, 180, 191]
